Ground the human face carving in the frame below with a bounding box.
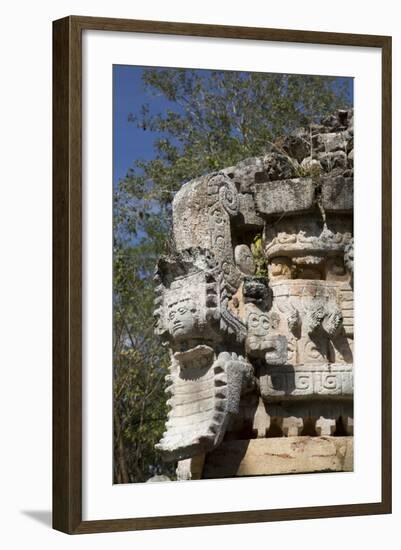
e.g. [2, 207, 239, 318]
[168, 299, 197, 338]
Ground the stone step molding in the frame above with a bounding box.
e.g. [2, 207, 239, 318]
[202, 436, 353, 478]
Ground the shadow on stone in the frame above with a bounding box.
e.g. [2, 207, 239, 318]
[261, 363, 296, 394]
[202, 439, 250, 479]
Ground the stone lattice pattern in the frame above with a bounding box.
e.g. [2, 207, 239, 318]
[153, 109, 354, 479]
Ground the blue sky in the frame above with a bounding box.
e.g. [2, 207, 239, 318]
[113, 65, 171, 186]
[113, 66, 353, 187]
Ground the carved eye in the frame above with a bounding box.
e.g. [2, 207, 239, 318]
[178, 306, 187, 315]
[249, 314, 259, 328]
[261, 317, 269, 330]
[168, 311, 175, 320]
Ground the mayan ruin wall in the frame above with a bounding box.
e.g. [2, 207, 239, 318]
[153, 109, 354, 480]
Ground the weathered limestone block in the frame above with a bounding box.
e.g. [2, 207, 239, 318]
[202, 437, 353, 478]
[171, 172, 243, 296]
[318, 150, 348, 172]
[238, 193, 264, 227]
[320, 109, 353, 133]
[313, 131, 348, 154]
[222, 157, 268, 193]
[253, 178, 315, 216]
[321, 176, 353, 212]
[172, 175, 212, 251]
[282, 127, 311, 163]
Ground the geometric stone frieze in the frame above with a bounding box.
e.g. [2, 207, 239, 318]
[259, 363, 354, 401]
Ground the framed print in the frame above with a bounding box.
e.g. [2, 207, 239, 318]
[52, 16, 392, 534]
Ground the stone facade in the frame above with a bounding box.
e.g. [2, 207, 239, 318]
[154, 109, 354, 479]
